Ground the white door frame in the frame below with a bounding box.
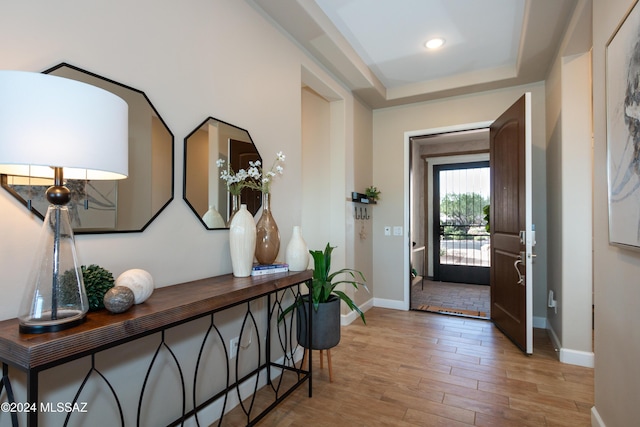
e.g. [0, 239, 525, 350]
[403, 121, 493, 310]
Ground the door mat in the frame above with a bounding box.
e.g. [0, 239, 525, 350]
[417, 305, 487, 319]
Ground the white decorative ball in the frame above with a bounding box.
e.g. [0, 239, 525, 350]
[115, 269, 154, 304]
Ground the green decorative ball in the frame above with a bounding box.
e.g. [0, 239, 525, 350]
[82, 264, 115, 311]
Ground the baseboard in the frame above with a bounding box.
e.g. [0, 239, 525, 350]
[560, 348, 594, 368]
[533, 316, 547, 329]
[547, 323, 561, 351]
[547, 324, 594, 368]
[372, 297, 408, 311]
[185, 348, 305, 426]
[591, 406, 606, 427]
[341, 296, 374, 325]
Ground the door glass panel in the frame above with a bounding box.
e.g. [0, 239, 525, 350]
[438, 165, 490, 268]
[434, 162, 491, 285]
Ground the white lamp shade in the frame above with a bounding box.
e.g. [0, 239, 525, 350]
[0, 70, 128, 180]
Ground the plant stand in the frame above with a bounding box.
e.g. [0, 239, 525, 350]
[302, 348, 333, 382]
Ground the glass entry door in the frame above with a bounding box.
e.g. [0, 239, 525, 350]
[433, 161, 490, 284]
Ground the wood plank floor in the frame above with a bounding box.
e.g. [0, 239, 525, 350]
[254, 308, 594, 426]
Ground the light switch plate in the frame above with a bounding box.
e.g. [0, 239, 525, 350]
[393, 226, 402, 236]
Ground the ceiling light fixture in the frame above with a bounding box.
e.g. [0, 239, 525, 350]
[425, 38, 445, 50]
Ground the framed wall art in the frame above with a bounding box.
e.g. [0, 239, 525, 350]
[606, 0, 640, 249]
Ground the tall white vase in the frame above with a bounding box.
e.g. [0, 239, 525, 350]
[229, 204, 256, 277]
[285, 225, 309, 271]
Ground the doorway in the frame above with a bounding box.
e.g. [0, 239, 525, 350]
[409, 128, 491, 319]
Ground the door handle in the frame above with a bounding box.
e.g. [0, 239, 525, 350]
[514, 257, 525, 285]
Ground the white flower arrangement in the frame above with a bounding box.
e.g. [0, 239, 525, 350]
[217, 159, 249, 195]
[244, 151, 285, 194]
[217, 151, 285, 195]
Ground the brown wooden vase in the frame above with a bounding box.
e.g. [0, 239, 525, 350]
[255, 192, 280, 264]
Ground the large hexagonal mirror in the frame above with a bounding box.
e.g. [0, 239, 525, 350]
[0, 63, 174, 233]
[183, 117, 261, 229]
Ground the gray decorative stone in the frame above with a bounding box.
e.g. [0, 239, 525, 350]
[103, 286, 135, 313]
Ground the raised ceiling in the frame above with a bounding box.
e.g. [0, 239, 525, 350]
[249, 0, 578, 108]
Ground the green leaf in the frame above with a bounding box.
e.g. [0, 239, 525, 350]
[278, 242, 369, 325]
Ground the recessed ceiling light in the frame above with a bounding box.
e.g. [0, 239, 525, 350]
[425, 38, 445, 50]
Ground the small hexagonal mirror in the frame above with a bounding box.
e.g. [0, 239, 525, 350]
[183, 117, 262, 229]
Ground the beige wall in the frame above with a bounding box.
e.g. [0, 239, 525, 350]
[301, 87, 332, 254]
[0, 0, 365, 424]
[372, 84, 549, 322]
[301, 86, 374, 321]
[351, 96, 374, 313]
[544, 0, 594, 367]
[5, 0, 637, 425]
[593, 0, 640, 425]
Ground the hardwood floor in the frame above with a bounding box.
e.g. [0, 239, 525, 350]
[255, 308, 594, 426]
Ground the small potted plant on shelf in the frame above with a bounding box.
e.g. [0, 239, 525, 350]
[280, 243, 368, 350]
[365, 186, 380, 203]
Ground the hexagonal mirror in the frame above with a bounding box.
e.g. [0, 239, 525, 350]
[183, 117, 262, 229]
[0, 63, 174, 233]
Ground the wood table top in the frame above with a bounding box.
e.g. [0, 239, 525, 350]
[0, 270, 312, 370]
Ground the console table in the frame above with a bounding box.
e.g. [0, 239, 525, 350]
[0, 270, 313, 426]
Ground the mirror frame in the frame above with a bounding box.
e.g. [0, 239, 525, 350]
[0, 62, 175, 234]
[183, 117, 262, 230]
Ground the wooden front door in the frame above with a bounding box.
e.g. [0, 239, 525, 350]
[489, 93, 534, 354]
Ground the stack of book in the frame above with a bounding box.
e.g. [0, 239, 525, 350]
[251, 263, 289, 276]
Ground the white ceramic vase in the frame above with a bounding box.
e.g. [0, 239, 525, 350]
[285, 225, 309, 271]
[229, 204, 256, 277]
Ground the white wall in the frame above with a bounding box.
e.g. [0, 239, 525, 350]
[0, 0, 363, 424]
[372, 83, 549, 322]
[593, 0, 640, 425]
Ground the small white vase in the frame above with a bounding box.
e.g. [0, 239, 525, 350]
[285, 225, 309, 271]
[202, 205, 225, 228]
[229, 204, 256, 277]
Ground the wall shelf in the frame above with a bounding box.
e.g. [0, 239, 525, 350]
[351, 192, 377, 204]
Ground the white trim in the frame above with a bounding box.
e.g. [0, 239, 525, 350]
[560, 348, 594, 368]
[403, 130, 411, 310]
[373, 297, 408, 311]
[533, 316, 547, 329]
[185, 349, 305, 426]
[524, 92, 534, 355]
[548, 323, 595, 368]
[591, 406, 606, 427]
[548, 322, 561, 350]
[341, 297, 374, 325]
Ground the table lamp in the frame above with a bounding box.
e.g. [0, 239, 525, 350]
[0, 70, 128, 333]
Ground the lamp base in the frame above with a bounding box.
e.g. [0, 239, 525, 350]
[19, 311, 86, 334]
[18, 204, 90, 334]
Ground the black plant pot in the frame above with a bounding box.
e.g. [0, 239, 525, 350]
[296, 295, 341, 350]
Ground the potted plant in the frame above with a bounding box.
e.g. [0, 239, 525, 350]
[281, 243, 368, 350]
[365, 186, 380, 203]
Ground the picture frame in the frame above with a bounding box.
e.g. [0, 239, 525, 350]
[606, 0, 640, 249]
